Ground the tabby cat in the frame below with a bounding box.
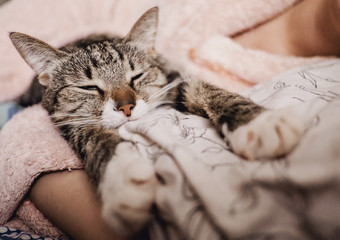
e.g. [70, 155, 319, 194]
[10, 7, 303, 236]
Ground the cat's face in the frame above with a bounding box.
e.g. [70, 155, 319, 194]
[44, 36, 168, 129]
[10, 8, 168, 129]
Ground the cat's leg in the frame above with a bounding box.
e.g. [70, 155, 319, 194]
[99, 141, 157, 237]
[182, 80, 304, 160]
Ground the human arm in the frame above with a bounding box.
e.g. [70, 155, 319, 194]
[233, 0, 340, 57]
[29, 170, 126, 240]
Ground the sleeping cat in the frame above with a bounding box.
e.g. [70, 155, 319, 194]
[10, 7, 303, 237]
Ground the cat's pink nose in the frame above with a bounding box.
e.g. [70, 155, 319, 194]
[118, 104, 134, 117]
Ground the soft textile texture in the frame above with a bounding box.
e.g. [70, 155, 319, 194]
[0, 0, 338, 238]
[0, 105, 81, 238]
[121, 60, 340, 239]
[0, 0, 331, 102]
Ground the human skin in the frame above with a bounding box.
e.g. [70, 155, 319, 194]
[29, 0, 340, 239]
[233, 0, 340, 57]
[29, 170, 126, 240]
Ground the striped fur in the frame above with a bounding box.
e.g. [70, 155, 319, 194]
[10, 7, 304, 236]
[10, 8, 263, 185]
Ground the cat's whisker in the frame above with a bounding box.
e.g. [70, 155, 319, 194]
[54, 119, 100, 127]
[51, 113, 101, 124]
[51, 113, 94, 119]
[51, 114, 101, 127]
[53, 118, 99, 123]
[148, 100, 174, 109]
[148, 78, 183, 102]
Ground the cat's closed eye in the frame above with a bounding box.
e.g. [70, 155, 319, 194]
[130, 73, 144, 87]
[78, 85, 104, 95]
[131, 73, 144, 81]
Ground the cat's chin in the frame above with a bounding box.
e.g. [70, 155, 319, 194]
[102, 99, 149, 129]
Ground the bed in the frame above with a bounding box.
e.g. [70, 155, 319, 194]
[1, 0, 339, 239]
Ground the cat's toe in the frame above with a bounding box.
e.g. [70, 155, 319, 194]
[228, 110, 304, 160]
[99, 146, 157, 236]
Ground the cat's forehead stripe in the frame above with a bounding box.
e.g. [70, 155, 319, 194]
[129, 60, 135, 71]
[90, 56, 98, 68]
[80, 42, 124, 69]
[110, 43, 124, 61]
[85, 66, 92, 79]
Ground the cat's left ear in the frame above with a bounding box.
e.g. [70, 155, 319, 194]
[9, 32, 67, 87]
[123, 7, 158, 57]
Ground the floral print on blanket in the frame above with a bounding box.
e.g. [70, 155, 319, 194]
[119, 60, 340, 240]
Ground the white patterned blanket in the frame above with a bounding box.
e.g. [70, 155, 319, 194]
[118, 60, 340, 240]
[1, 60, 340, 240]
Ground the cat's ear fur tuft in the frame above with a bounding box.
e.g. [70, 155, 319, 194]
[9, 32, 67, 86]
[124, 7, 158, 57]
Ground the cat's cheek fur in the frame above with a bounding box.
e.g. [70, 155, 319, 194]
[99, 142, 157, 236]
[129, 99, 149, 121]
[101, 98, 128, 129]
[225, 110, 305, 160]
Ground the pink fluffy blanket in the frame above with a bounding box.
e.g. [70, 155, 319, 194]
[0, 0, 333, 238]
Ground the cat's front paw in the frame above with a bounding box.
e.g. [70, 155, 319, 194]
[225, 110, 304, 160]
[99, 143, 157, 237]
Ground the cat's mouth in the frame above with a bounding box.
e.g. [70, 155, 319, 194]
[101, 99, 149, 129]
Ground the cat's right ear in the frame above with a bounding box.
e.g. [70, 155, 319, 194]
[123, 7, 158, 57]
[9, 32, 67, 86]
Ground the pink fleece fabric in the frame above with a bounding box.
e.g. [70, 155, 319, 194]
[0, 0, 334, 237]
[0, 105, 81, 238]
